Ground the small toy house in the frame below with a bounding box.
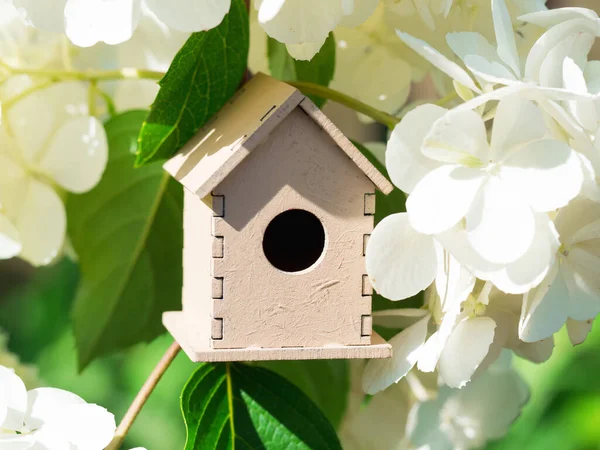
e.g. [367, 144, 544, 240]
[163, 73, 393, 362]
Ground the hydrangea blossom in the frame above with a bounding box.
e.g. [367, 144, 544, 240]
[0, 365, 116, 449]
[0, 79, 107, 265]
[12, 0, 230, 47]
[255, 0, 380, 60]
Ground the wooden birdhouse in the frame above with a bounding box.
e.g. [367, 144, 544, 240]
[163, 73, 394, 362]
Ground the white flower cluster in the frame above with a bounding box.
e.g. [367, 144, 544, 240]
[364, 0, 599, 396]
[343, 351, 529, 450]
[0, 365, 116, 449]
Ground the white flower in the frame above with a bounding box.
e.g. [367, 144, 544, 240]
[390, 96, 581, 274]
[0, 79, 108, 265]
[255, 0, 379, 60]
[13, 0, 230, 47]
[407, 351, 529, 450]
[331, 4, 413, 117]
[0, 365, 116, 449]
[519, 197, 600, 343]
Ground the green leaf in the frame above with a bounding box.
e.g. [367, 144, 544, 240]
[136, 0, 249, 166]
[182, 363, 343, 450]
[67, 110, 183, 369]
[0, 258, 79, 362]
[267, 33, 336, 107]
[259, 360, 348, 428]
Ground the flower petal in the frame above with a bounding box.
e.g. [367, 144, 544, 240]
[338, 0, 379, 27]
[422, 108, 489, 165]
[500, 140, 583, 213]
[466, 176, 536, 264]
[407, 165, 486, 236]
[38, 117, 108, 194]
[492, 0, 521, 78]
[362, 313, 430, 394]
[0, 434, 35, 450]
[490, 96, 548, 160]
[285, 41, 326, 61]
[566, 317, 594, 346]
[514, 337, 554, 363]
[446, 32, 500, 65]
[0, 366, 27, 431]
[372, 308, 430, 329]
[13, 0, 67, 32]
[563, 58, 598, 132]
[0, 214, 21, 259]
[396, 31, 481, 93]
[563, 249, 600, 320]
[64, 0, 142, 47]
[519, 262, 567, 342]
[366, 213, 438, 300]
[519, 7, 598, 28]
[439, 316, 496, 388]
[385, 104, 446, 193]
[462, 54, 518, 85]
[435, 250, 475, 313]
[16, 180, 66, 266]
[41, 403, 116, 450]
[256, 0, 286, 22]
[25, 388, 85, 431]
[145, 0, 231, 32]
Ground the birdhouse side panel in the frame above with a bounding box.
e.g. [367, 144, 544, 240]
[210, 107, 374, 349]
[180, 189, 217, 348]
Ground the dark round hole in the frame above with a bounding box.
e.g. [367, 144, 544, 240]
[263, 209, 326, 273]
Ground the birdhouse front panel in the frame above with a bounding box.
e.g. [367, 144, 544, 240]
[210, 106, 374, 349]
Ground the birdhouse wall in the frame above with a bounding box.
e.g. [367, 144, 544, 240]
[210, 106, 375, 350]
[180, 189, 216, 349]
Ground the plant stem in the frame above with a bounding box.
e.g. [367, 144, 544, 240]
[105, 341, 181, 450]
[286, 81, 400, 129]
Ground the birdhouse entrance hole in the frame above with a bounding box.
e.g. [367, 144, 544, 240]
[262, 209, 326, 273]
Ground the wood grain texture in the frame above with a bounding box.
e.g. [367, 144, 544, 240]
[211, 108, 374, 349]
[164, 311, 391, 362]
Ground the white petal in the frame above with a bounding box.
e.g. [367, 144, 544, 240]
[25, 388, 86, 430]
[487, 214, 559, 295]
[38, 117, 108, 194]
[6, 82, 88, 165]
[524, 19, 598, 83]
[362, 313, 430, 394]
[41, 403, 116, 450]
[386, 104, 446, 193]
[256, 0, 286, 22]
[0, 215, 21, 259]
[407, 165, 486, 235]
[0, 434, 35, 450]
[563, 250, 600, 320]
[519, 7, 598, 28]
[422, 108, 489, 165]
[563, 58, 598, 132]
[0, 366, 27, 431]
[539, 32, 594, 89]
[145, 0, 230, 32]
[395, 31, 481, 93]
[500, 140, 583, 213]
[258, 0, 342, 45]
[519, 262, 567, 342]
[366, 213, 438, 300]
[439, 316, 496, 388]
[514, 337, 554, 363]
[16, 180, 66, 266]
[566, 317, 594, 346]
[465, 176, 536, 264]
[554, 196, 600, 244]
[372, 308, 431, 329]
[13, 0, 67, 32]
[446, 32, 500, 65]
[492, 0, 521, 77]
[462, 54, 518, 85]
[407, 390, 453, 450]
[435, 251, 476, 313]
[285, 41, 326, 61]
[338, 0, 379, 27]
[490, 96, 548, 160]
[417, 300, 463, 372]
[64, 0, 142, 47]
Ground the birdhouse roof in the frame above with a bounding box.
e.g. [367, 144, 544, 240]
[163, 73, 394, 198]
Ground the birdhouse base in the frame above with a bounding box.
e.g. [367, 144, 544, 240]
[164, 311, 392, 362]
